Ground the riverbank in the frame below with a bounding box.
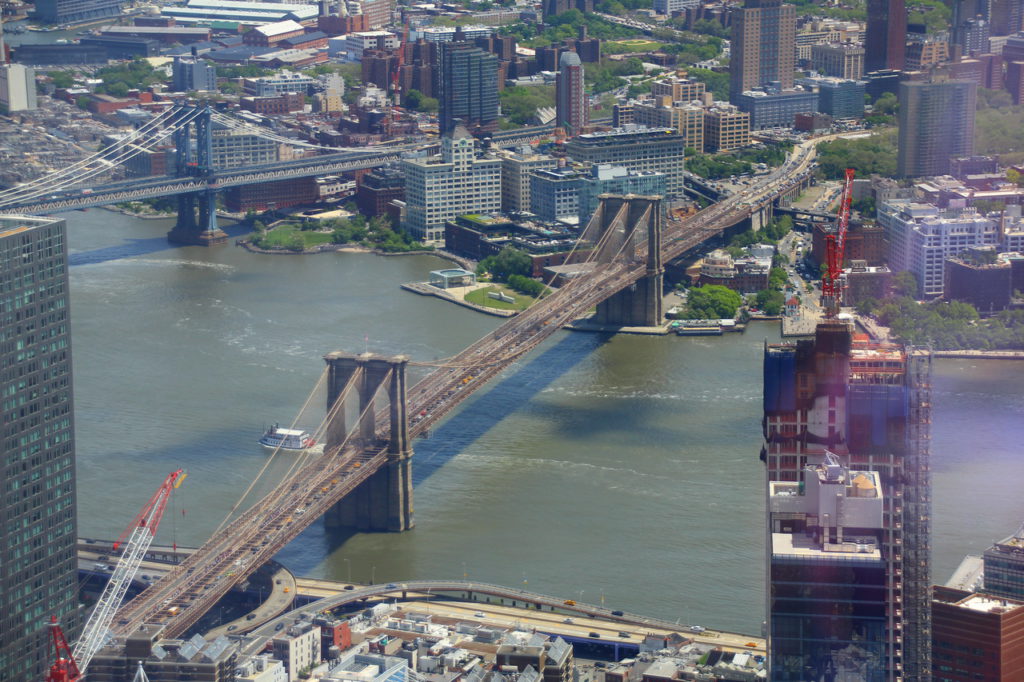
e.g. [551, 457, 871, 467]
[237, 238, 462, 264]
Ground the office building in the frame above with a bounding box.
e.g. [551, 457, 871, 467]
[0, 216, 78, 682]
[628, 97, 705, 152]
[703, 104, 750, 152]
[0, 63, 37, 112]
[811, 77, 865, 119]
[763, 322, 933, 679]
[555, 51, 587, 136]
[984, 525, 1024, 601]
[211, 126, 279, 170]
[989, 0, 1024, 35]
[244, 71, 315, 96]
[811, 42, 864, 79]
[865, 0, 906, 72]
[735, 87, 817, 129]
[578, 165, 666, 225]
[402, 126, 501, 242]
[436, 41, 499, 136]
[33, 0, 121, 24]
[905, 37, 950, 70]
[498, 148, 557, 214]
[944, 252, 1012, 312]
[530, 167, 584, 222]
[650, 75, 706, 103]
[768, 457, 888, 680]
[356, 166, 405, 218]
[897, 80, 977, 178]
[172, 56, 216, 92]
[88, 628, 238, 682]
[729, 0, 797, 102]
[879, 199, 998, 297]
[1007, 60, 1024, 104]
[564, 125, 685, 196]
[932, 587, 1024, 681]
[273, 623, 322, 682]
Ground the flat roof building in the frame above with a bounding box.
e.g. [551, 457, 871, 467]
[932, 587, 1024, 681]
[984, 525, 1024, 601]
[564, 125, 685, 196]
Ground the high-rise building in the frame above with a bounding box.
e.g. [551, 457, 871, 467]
[989, 0, 1024, 35]
[498, 148, 557, 214]
[0, 63, 37, 112]
[541, 0, 592, 19]
[0, 216, 79, 682]
[171, 56, 216, 92]
[555, 51, 587, 137]
[564, 125, 685, 196]
[897, 80, 977, 178]
[763, 322, 933, 679]
[630, 98, 704, 152]
[703, 104, 750, 152]
[768, 456, 888, 680]
[402, 125, 501, 242]
[729, 0, 797, 102]
[865, 0, 907, 72]
[435, 41, 499, 137]
[811, 42, 865, 80]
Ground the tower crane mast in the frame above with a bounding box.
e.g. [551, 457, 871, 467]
[821, 168, 855, 317]
[47, 469, 186, 681]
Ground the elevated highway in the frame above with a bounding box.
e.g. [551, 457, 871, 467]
[107, 137, 819, 643]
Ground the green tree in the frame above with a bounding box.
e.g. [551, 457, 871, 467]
[686, 285, 742, 319]
[499, 85, 556, 125]
[892, 271, 919, 298]
[872, 91, 898, 115]
[755, 289, 785, 315]
[48, 71, 74, 89]
[769, 267, 788, 290]
[477, 246, 532, 281]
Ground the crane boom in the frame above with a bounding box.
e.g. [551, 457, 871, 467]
[71, 469, 185, 674]
[821, 168, 855, 316]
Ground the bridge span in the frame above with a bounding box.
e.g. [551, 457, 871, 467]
[104, 137, 819, 644]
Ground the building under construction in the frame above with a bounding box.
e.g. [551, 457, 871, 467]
[762, 321, 932, 681]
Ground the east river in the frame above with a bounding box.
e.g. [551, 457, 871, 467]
[67, 210, 1024, 636]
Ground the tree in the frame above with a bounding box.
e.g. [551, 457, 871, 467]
[872, 91, 898, 115]
[477, 246, 532, 281]
[48, 71, 74, 89]
[755, 289, 785, 315]
[769, 267, 788, 290]
[892, 271, 919, 298]
[686, 285, 742, 319]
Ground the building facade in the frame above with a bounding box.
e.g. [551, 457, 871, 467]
[0, 216, 79, 682]
[577, 165, 666, 225]
[555, 51, 587, 136]
[865, 0, 906, 72]
[498, 149, 557, 214]
[811, 42, 865, 79]
[564, 126, 685, 196]
[932, 587, 1024, 681]
[530, 167, 583, 222]
[172, 56, 216, 92]
[735, 87, 817, 129]
[984, 527, 1024, 601]
[436, 41, 500, 136]
[402, 127, 501, 242]
[703, 104, 751, 152]
[729, 0, 797, 102]
[33, 0, 121, 24]
[880, 200, 998, 297]
[897, 80, 977, 178]
[0, 63, 38, 113]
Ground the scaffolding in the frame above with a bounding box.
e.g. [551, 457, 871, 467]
[901, 349, 933, 681]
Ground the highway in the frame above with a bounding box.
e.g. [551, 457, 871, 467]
[108, 135, 820, 642]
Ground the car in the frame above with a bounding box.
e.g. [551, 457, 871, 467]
[98, 555, 109, 561]
[344, 585, 355, 591]
[275, 623, 284, 631]
[611, 610, 624, 616]
[618, 632, 630, 638]
[474, 612, 485, 618]
[562, 618, 574, 624]
[689, 625, 706, 633]
[227, 625, 237, 632]
[246, 613, 256, 620]
[386, 583, 397, 589]
[141, 575, 150, 581]
[588, 632, 600, 638]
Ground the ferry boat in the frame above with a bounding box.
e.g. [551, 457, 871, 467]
[258, 424, 315, 450]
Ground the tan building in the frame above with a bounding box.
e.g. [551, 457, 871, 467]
[704, 104, 750, 152]
[630, 97, 705, 152]
[650, 75, 706, 103]
[811, 42, 865, 79]
[906, 38, 949, 70]
[730, 0, 796, 101]
[497, 148, 558, 214]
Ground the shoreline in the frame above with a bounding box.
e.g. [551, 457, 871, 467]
[236, 238, 469, 266]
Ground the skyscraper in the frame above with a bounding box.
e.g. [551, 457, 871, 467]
[897, 79, 977, 178]
[435, 41, 499, 137]
[555, 50, 587, 137]
[865, 0, 907, 72]
[0, 216, 79, 681]
[729, 0, 796, 102]
[763, 322, 933, 680]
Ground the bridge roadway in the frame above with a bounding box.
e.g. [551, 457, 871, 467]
[109, 138, 820, 642]
[238, 579, 766, 657]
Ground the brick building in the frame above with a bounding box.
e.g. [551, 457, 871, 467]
[932, 587, 1024, 681]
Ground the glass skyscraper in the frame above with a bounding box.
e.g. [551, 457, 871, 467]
[436, 41, 500, 137]
[0, 216, 78, 681]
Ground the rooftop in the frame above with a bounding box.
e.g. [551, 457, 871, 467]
[958, 594, 1024, 614]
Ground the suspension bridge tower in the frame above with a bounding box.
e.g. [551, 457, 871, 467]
[166, 106, 228, 246]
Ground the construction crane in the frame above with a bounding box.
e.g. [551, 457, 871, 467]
[48, 469, 187, 681]
[821, 168, 856, 317]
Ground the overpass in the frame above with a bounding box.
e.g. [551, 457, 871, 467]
[101, 136, 818, 646]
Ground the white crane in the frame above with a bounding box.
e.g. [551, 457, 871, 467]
[71, 470, 187, 675]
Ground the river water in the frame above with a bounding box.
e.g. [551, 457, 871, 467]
[66, 210, 1024, 636]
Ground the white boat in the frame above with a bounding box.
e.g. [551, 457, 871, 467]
[259, 424, 315, 450]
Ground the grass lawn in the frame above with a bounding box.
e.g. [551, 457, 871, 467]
[464, 284, 541, 312]
[605, 39, 664, 53]
[256, 224, 335, 249]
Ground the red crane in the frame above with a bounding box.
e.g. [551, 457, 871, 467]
[821, 167, 856, 317]
[47, 470, 186, 682]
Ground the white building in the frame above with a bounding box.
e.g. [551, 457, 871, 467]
[0, 63, 37, 113]
[879, 199, 999, 297]
[652, 0, 698, 15]
[211, 126, 279, 169]
[272, 623, 322, 682]
[415, 25, 493, 42]
[344, 31, 400, 61]
[246, 70, 315, 96]
[237, 655, 289, 682]
[402, 126, 501, 243]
